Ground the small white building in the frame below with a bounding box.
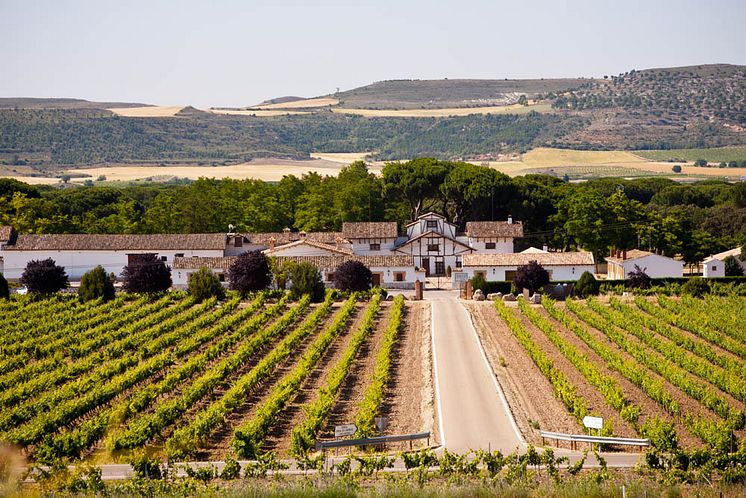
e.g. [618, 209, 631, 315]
[606, 249, 683, 280]
[172, 254, 424, 290]
[456, 251, 595, 283]
[342, 222, 399, 255]
[702, 256, 725, 278]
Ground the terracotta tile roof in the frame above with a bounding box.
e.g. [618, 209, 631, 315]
[465, 221, 524, 238]
[605, 249, 658, 264]
[263, 239, 353, 255]
[342, 222, 398, 239]
[0, 226, 13, 241]
[4, 233, 226, 251]
[463, 252, 594, 267]
[246, 231, 343, 245]
[712, 247, 743, 261]
[173, 254, 415, 270]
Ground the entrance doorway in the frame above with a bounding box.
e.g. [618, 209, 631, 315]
[421, 258, 430, 276]
[372, 273, 382, 287]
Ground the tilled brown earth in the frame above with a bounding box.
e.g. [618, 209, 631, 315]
[561, 302, 727, 448]
[463, 301, 578, 445]
[200, 302, 366, 459]
[382, 301, 436, 447]
[511, 307, 638, 439]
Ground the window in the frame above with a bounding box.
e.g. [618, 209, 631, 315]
[427, 244, 439, 252]
[426, 220, 438, 229]
[218, 273, 225, 282]
[712, 265, 717, 271]
[326, 273, 335, 281]
[175, 253, 184, 258]
[435, 261, 445, 276]
[475, 271, 487, 279]
[455, 259, 462, 269]
[234, 237, 243, 248]
[394, 272, 405, 282]
[160, 256, 167, 262]
[369, 243, 380, 251]
[485, 242, 496, 250]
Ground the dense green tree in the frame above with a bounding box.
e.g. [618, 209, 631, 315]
[681, 277, 710, 297]
[440, 162, 511, 225]
[382, 158, 450, 221]
[188, 267, 225, 302]
[79, 265, 115, 302]
[723, 255, 744, 276]
[289, 262, 325, 302]
[574, 271, 600, 297]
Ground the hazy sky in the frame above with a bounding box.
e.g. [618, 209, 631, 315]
[1, 0, 744, 108]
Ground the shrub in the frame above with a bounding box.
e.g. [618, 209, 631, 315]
[627, 264, 651, 289]
[20, 258, 68, 295]
[122, 253, 172, 294]
[228, 251, 271, 295]
[0, 273, 8, 300]
[723, 255, 744, 277]
[470, 273, 487, 293]
[79, 265, 115, 302]
[514, 260, 550, 294]
[694, 158, 708, 167]
[289, 262, 325, 302]
[681, 277, 710, 297]
[671, 165, 682, 173]
[332, 260, 372, 292]
[641, 417, 678, 451]
[188, 267, 225, 302]
[574, 271, 600, 297]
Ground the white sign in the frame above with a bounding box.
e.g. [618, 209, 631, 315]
[583, 416, 603, 430]
[334, 424, 357, 438]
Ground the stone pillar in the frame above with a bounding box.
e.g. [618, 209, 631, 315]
[414, 280, 423, 301]
[465, 280, 473, 300]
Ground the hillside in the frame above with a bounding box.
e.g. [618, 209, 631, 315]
[330, 78, 588, 109]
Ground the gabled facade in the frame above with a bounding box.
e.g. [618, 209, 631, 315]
[606, 249, 683, 279]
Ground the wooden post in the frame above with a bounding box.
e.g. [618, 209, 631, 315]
[415, 280, 423, 300]
[465, 280, 472, 300]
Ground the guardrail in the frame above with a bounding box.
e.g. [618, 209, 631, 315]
[540, 431, 650, 451]
[315, 431, 431, 451]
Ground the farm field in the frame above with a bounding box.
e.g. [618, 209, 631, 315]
[635, 145, 746, 163]
[466, 295, 746, 452]
[330, 103, 551, 118]
[106, 106, 185, 117]
[252, 97, 340, 110]
[0, 291, 432, 464]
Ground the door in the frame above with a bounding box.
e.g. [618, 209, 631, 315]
[434, 261, 445, 276]
[421, 258, 430, 276]
[372, 273, 382, 287]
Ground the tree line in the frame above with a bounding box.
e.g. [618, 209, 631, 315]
[2, 159, 746, 265]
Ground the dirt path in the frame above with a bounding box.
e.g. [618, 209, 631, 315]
[382, 301, 435, 444]
[464, 301, 578, 445]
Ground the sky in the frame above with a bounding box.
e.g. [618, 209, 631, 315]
[1, 0, 744, 109]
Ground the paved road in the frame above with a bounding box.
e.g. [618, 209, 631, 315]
[429, 291, 524, 453]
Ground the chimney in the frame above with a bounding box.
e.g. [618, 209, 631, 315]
[623, 249, 627, 260]
[616, 249, 621, 258]
[269, 237, 276, 250]
[610, 247, 614, 257]
[227, 224, 235, 234]
[300, 231, 307, 238]
[282, 227, 291, 234]
[507, 215, 513, 225]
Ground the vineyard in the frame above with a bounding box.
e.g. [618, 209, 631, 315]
[0, 290, 425, 464]
[467, 295, 746, 452]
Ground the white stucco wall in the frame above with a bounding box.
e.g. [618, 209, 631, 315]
[1, 249, 223, 280]
[612, 255, 684, 279]
[467, 238, 514, 253]
[459, 264, 595, 282]
[348, 238, 397, 256]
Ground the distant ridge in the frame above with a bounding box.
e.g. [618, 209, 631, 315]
[0, 98, 151, 110]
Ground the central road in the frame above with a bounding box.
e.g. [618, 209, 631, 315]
[429, 292, 524, 453]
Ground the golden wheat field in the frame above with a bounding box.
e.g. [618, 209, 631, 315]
[106, 106, 185, 117]
[330, 103, 552, 117]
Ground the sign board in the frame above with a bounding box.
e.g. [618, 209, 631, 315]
[334, 424, 357, 438]
[375, 417, 388, 435]
[583, 416, 603, 430]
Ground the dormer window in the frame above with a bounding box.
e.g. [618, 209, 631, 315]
[426, 220, 438, 229]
